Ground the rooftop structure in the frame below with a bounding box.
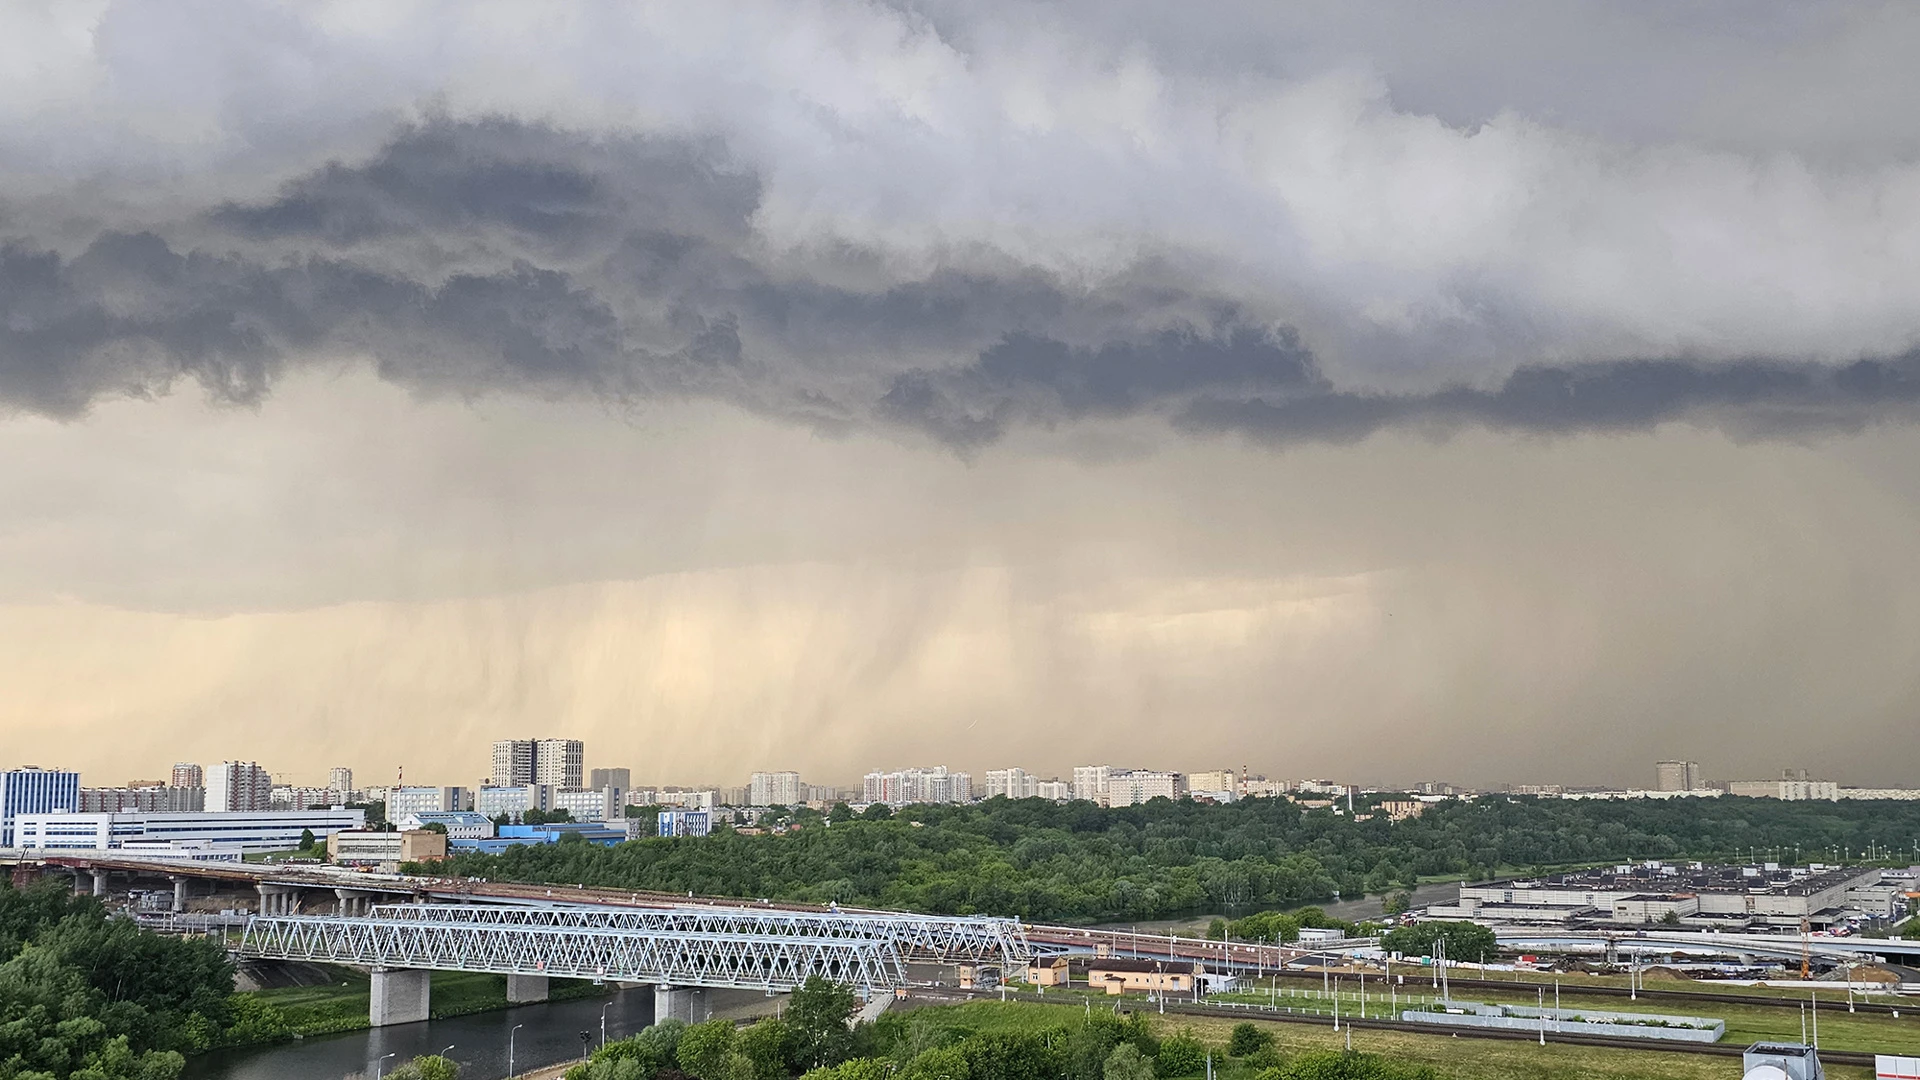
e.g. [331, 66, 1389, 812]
[13, 808, 366, 853]
[1438, 862, 1884, 931]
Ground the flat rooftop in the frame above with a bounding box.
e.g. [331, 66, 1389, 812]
[1474, 863, 1872, 898]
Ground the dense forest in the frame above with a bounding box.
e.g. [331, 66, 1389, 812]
[0, 879, 239, 1080]
[429, 794, 1920, 924]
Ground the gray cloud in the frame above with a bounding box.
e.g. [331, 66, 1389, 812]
[5, 116, 1920, 450]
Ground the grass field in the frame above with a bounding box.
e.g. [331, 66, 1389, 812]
[898, 999, 1882, 1080]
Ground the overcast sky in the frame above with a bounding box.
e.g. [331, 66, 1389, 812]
[5, 1, 1920, 790]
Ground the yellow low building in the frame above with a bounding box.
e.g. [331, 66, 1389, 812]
[1086, 958, 1200, 995]
[326, 828, 448, 866]
[1025, 957, 1070, 986]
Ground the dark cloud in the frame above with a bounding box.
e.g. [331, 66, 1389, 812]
[4, 117, 1920, 447]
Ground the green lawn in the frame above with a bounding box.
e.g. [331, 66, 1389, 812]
[901, 998, 1881, 1080]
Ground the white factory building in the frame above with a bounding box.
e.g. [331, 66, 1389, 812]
[12, 808, 367, 854]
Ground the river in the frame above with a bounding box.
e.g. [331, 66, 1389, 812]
[183, 988, 655, 1080]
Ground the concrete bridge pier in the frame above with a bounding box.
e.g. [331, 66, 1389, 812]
[370, 968, 432, 1026]
[171, 876, 190, 912]
[506, 973, 550, 1004]
[91, 870, 108, 897]
[333, 889, 380, 917]
[256, 884, 302, 915]
[655, 984, 711, 1024]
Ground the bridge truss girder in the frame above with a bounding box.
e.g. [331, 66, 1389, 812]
[366, 903, 1033, 965]
[241, 914, 906, 991]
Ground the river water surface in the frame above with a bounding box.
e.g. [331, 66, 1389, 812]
[183, 988, 654, 1080]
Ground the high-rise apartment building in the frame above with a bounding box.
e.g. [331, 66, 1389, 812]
[1106, 770, 1185, 807]
[1654, 760, 1703, 792]
[171, 763, 203, 789]
[328, 767, 354, 800]
[80, 785, 204, 813]
[862, 766, 972, 806]
[1072, 765, 1113, 804]
[535, 739, 584, 790]
[492, 740, 536, 786]
[1188, 770, 1238, 797]
[590, 768, 631, 791]
[1, 767, 80, 847]
[206, 761, 272, 812]
[493, 739, 584, 789]
[749, 771, 804, 807]
[985, 768, 1039, 800]
[1034, 780, 1072, 801]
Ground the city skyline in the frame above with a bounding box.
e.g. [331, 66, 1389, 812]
[19, 745, 1897, 801]
[6, 5, 1920, 786]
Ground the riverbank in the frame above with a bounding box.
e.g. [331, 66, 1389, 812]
[185, 985, 654, 1080]
[231, 967, 614, 1045]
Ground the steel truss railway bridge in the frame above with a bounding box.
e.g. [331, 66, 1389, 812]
[240, 902, 1034, 1026]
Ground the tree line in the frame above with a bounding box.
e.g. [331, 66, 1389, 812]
[566, 985, 1434, 1080]
[424, 793, 1920, 924]
[0, 879, 238, 1080]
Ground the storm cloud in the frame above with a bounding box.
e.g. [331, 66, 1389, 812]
[2, 3, 1920, 446]
[5, 113, 1920, 448]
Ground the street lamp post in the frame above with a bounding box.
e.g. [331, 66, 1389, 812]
[375, 1052, 396, 1080]
[509, 1023, 525, 1079]
[439, 1044, 456, 1061]
[602, 1001, 613, 1049]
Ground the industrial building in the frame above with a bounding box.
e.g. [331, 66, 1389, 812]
[1432, 862, 1892, 931]
[475, 783, 549, 822]
[328, 828, 448, 866]
[387, 786, 474, 819]
[1728, 769, 1840, 801]
[448, 822, 627, 854]
[658, 809, 711, 837]
[1, 767, 80, 847]
[551, 785, 625, 822]
[12, 808, 366, 853]
[396, 811, 495, 839]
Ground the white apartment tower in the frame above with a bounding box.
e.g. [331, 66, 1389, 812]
[985, 768, 1039, 800]
[492, 740, 537, 786]
[534, 739, 584, 790]
[328, 767, 354, 800]
[1654, 760, 1703, 792]
[749, 771, 804, 807]
[171, 763, 203, 789]
[206, 761, 272, 812]
[1072, 765, 1113, 804]
[862, 766, 973, 806]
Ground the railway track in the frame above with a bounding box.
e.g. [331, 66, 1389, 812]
[1234, 967, 1917, 1017]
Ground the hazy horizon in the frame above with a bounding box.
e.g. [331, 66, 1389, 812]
[7, 2, 1920, 791]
